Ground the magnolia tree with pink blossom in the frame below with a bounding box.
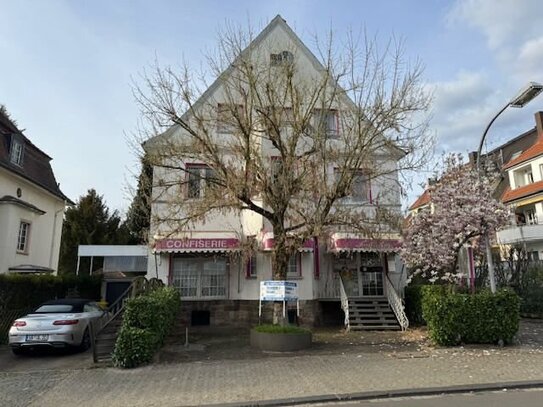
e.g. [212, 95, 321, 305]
[402, 154, 510, 284]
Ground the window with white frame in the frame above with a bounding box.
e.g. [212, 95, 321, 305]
[17, 221, 30, 253]
[185, 165, 216, 199]
[10, 137, 24, 166]
[287, 253, 301, 278]
[172, 257, 227, 299]
[314, 109, 338, 138]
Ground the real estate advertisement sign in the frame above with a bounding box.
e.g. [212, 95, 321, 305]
[259, 280, 298, 301]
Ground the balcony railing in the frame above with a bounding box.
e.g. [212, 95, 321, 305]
[497, 223, 543, 244]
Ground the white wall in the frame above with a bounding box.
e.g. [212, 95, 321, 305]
[0, 169, 65, 273]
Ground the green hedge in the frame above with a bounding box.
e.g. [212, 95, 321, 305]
[422, 287, 520, 346]
[0, 274, 102, 310]
[112, 287, 180, 368]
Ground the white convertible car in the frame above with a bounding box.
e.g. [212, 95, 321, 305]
[9, 298, 105, 355]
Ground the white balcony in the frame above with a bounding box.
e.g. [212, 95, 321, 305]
[497, 223, 543, 245]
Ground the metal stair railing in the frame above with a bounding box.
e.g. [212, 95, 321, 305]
[338, 274, 350, 332]
[384, 274, 409, 331]
[90, 276, 150, 363]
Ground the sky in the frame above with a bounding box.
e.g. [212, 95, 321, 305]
[1, 0, 543, 213]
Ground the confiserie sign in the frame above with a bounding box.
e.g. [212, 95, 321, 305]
[155, 238, 240, 250]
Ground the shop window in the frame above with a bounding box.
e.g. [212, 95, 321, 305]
[172, 257, 227, 299]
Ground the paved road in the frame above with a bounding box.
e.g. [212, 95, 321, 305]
[1, 348, 543, 406]
[307, 388, 543, 406]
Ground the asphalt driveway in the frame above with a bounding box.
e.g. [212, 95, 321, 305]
[0, 345, 93, 373]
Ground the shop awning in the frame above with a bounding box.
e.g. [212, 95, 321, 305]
[328, 233, 401, 253]
[154, 238, 240, 253]
[261, 232, 315, 252]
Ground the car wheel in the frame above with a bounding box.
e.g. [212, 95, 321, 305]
[11, 347, 25, 356]
[79, 328, 91, 351]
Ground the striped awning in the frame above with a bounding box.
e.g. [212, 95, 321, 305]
[328, 233, 401, 253]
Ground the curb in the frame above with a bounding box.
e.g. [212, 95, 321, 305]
[194, 380, 543, 407]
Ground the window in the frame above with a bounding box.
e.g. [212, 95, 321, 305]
[172, 257, 227, 299]
[314, 109, 338, 138]
[185, 164, 217, 199]
[526, 209, 538, 225]
[10, 138, 24, 166]
[17, 221, 30, 253]
[351, 171, 370, 201]
[246, 255, 257, 278]
[270, 50, 294, 66]
[526, 169, 534, 184]
[287, 253, 302, 278]
[271, 157, 283, 186]
[217, 103, 243, 133]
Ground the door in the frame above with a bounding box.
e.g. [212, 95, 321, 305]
[358, 253, 384, 296]
[105, 281, 131, 306]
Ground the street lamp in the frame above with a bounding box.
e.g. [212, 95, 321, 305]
[476, 81, 543, 293]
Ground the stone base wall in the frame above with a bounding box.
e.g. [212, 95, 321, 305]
[176, 300, 323, 328]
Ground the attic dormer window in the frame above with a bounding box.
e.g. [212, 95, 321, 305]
[270, 51, 294, 66]
[10, 136, 24, 166]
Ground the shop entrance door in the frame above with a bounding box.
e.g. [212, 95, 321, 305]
[358, 253, 384, 296]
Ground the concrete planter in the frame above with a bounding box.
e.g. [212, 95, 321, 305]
[250, 328, 312, 352]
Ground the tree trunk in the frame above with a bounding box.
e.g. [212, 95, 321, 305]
[271, 231, 290, 326]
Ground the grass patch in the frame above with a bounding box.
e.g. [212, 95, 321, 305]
[253, 324, 310, 334]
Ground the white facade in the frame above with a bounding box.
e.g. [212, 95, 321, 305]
[0, 161, 67, 274]
[145, 16, 405, 325]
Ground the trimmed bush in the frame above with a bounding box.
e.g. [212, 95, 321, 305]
[111, 327, 156, 368]
[422, 287, 520, 346]
[112, 287, 180, 368]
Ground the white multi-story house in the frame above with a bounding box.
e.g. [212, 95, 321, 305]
[497, 112, 543, 259]
[145, 16, 407, 329]
[0, 108, 72, 274]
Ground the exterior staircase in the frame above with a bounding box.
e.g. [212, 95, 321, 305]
[347, 297, 400, 330]
[92, 311, 124, 363]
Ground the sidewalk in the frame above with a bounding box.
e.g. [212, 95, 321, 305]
[2, 322, 543, 407]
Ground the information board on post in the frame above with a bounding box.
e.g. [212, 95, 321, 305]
[259, 280, 299, 318]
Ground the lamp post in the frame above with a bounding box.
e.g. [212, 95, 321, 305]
[476, 82, 543, 293]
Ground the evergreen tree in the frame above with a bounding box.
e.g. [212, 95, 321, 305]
[125, 154, 152, 244]
[59, 189, 126, 274]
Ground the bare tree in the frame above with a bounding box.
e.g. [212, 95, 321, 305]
[135, 18, 432, 323]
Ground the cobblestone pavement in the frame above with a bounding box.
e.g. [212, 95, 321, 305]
[2, 320, 543, 407]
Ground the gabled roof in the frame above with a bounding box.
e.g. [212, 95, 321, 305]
[0, 109, 73, 204]
[408, 189, 430, 211]
[144, 15, 407, 158]
[503, 137, 543, 169]
[501, 180, 543, 203]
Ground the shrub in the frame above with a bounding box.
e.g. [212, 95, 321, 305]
[422, 287, 520, 346]
[112, 287, 180, 368]
[111, 327, 156, 368]
[519, 267, 543, 315]
[253, 324, 310, 334]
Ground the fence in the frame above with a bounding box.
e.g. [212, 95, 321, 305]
[0, 308, 32, 344]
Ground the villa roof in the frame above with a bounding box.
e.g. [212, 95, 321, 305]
[501, 180, 543, 203]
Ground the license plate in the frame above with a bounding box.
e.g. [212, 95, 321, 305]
[26, 334, 48, 342]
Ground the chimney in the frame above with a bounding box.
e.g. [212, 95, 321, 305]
[468, 151, 478, 165]
[535, 111, 543, 139]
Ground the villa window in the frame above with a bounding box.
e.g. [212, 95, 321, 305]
[17, 221, 30, 253]
[270, 51, 294, 66]
[10, 137, 24, 166]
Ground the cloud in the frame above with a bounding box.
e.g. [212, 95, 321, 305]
[448, 0, 543, 50]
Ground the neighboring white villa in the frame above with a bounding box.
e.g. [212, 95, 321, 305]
[0, 108, 72, 274]
[144, 16, 407, 329]
[497, 112, 543, 259]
